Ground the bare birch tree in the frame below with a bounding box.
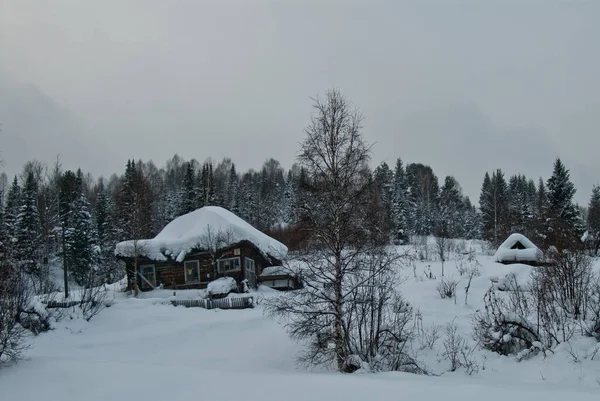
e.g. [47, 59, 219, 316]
[266, 89, 417, 372]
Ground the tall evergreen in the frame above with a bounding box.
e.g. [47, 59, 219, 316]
[406, 163, 439, 236]
[373, 162, 394, 239]
[226, 163, 239, 214]
[438, 176, 464, 238]
[15, 172, 42, 276]
[544, 158, 583, 250]
[4, 176, 21, 243]
[391, 158, 409, 244]
[66, 191, 99, 284]
[587, 185, 600, 255]
[282, 170, 297, 226]
[178, 162, 197, 216]
[479, 170, 509, 245]
[95, 181, 122, 283]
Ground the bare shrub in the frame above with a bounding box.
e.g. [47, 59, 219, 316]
[442, 322, 479, 375]
[464, 263, 481, 306]
[419, 323, 442, 350]
[0, 269, 29, 366]
[437, 278, 458, 299]
[433, 236, 454, 277]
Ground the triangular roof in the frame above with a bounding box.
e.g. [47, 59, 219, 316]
[115, 206, 288, 262]
[494, 233, 542, 263]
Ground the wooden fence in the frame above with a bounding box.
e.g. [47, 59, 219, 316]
[44, 297, 253, 310]
[170, 296, 254, 310]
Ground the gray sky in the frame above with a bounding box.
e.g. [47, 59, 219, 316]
[1, 0, 599, 204]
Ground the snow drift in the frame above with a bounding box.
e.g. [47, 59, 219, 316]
[115, 206, 288, 262]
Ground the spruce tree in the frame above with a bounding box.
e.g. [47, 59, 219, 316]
[226, 164, 239, 214]
[392, 158, 409, 244]
[587, 186, 600, 255]
[479, 170, 509, 245]
[282, 170, 297, 225]
[544, 158, 583, 250]
[66, 191, 99, 285]
[15, 172, 42, 276]
[4, 176, 21, 244]
[178, 162, 197, 216]
[438, 176, 464, 238]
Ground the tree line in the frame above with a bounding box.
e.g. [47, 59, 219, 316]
[0, 131, 599, 291]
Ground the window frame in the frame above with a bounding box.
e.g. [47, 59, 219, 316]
[217, 257, 241, 273]
[245, 257, 255, 273]
[184, 260, 201, 283]
[140, 264, 156, 287]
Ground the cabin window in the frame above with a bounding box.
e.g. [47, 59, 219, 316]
[184, 260, 200, 283]
[217, 257, 241, 273]
[245, 258, 255, 273]
[140, 264, 156, 287]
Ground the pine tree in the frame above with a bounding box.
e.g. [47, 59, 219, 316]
[15, 172, 42, 276]
[4, 176, 21, 244]
[208, 163, 216, 206]
[544, 158, 583, 250]
[392, 158, 409, 244]
[373, 162, 394, 240]
[282, 170, 297, 225]
[66, 191, 99, 284]
[587, 186, 600, 255]
[406, 163, 439, 236]
[438, 176, 464, 238]
[95, 182, 122, 283]
[226, 164, 239, 214]
[178, 162, 197, 216]
[479, 170, 509, 245]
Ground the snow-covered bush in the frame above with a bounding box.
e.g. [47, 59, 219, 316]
[475, 249, 600, 357]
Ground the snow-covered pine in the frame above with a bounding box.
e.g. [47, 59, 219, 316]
[15, 171, 42, 277]
[4, 176, 21, 245]
[392, 158, 410, 244]
[587, 185, 600, 255]
[479, 169, 510, 245]
[406, 163, 440, 237]
[544, 158, 584, 250]
[66, 191, 99, 285]
[178, 162, 197, 216]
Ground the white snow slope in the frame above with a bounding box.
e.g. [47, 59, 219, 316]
[2, 242, 599, 401]
[115, 206, 288, 262]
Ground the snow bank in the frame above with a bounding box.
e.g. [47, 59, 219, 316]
[494, 233, 542, 263]
[115, 206, 288, 262]
[207, 277, 237, 296]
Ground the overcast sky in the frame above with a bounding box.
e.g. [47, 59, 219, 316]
[1, 0, 599, 204]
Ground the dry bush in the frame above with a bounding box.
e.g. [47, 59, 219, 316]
[437, 278, 459, 299]
[442, 322, 479, 375]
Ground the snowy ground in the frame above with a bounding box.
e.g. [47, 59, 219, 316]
[2, 241, 600, 400]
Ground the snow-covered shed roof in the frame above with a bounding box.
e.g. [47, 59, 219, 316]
[494, 233, 543, 263]
[259, 266, 295, 277]
[115, 206, 288, 262]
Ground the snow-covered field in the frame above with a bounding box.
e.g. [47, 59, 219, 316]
[1, 242, 599, 400]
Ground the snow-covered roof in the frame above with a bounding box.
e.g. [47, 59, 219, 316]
[115, 206, 288, 262]
[259, 266, 294, 277]
[494, 233, 543, 263]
